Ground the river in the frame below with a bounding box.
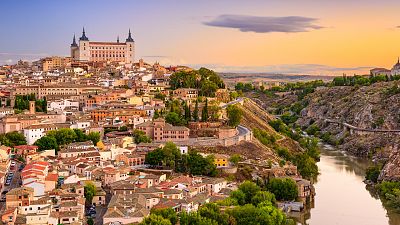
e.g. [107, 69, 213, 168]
[298, 145, 400, 225]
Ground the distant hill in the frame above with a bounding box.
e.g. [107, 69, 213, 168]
[219, 73, 338, 86]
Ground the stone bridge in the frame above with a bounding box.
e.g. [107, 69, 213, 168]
[324, 119, 400, 135]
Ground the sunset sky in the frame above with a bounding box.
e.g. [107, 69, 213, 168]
[1, 0, 400, 75]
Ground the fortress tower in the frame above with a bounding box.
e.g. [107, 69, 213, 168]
[70, 27, 135, 64]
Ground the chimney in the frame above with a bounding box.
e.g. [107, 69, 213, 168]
[29, 101, 36, 114]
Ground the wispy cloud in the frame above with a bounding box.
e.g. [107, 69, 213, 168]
[203, 15, 324, 33]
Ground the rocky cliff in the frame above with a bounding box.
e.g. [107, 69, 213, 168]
[296, 81, 400, 180]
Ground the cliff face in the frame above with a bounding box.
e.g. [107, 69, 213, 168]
[296, 81, 400, 180]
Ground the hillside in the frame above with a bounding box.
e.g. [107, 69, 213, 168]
[295, 81, 400, 181]
[238, 98, 304, 154]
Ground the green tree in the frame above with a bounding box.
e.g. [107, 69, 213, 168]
[238, 181, 261, 204]
[139, 214, 172, 225]
[226, 204, 286, 225]
[251, 191, 276, 206]
[87, 218, 94, 225]
[84, 182, 97, 204]
[151, 208, 178, 225]
[154, 109, 160, 119]
[3, 132, 27, 147]
[119, 126, 128, 132]
[365, 165, 381, 183]
[230, 190, 246, 205]
[47, 128, 77, 146]
[187, 151, 217, 176]
[294, 153, 319, 180]
[133, 129, 152, 144]
[193, 100, 199, 121]
[34, 136, 58, 152]
[87, 132, 100, 145]
[180, 211, 218, 225]
[165, 112, 184, 126]
[184, 102, 191, 121]
[266, 178, 298, 201]
[198, 203, 230, 225]
[201, 99, 209, 122]
[226, 104, 242, 127]
[229, 154, 241, 166]
[145, 148, 165, 166]
[73, 129, 88, 142]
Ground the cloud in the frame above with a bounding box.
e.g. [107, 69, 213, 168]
[203, 15, 324, 33]
[186, 63, 372, 76]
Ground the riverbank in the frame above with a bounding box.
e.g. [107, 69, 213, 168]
[294, 145, 400, 225]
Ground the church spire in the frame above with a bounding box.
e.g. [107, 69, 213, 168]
[71, 34, 77, 47]
[126, 28, 134, 42]
[80, 27, 89, 41]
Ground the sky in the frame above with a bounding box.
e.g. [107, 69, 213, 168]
[1, 0, 400, 75]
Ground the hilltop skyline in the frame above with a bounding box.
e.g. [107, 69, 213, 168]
[2, 0, 400, 75]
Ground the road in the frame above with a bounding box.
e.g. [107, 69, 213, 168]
[0, 160, 23, 211]
[221, 98, 244, 109]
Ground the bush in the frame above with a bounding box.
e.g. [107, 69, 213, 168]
[253, 128, 277, 147]
[365, 165, 381, 183]
[306, 124, 320, 136]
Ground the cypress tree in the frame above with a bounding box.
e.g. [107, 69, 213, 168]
[193, 100, 199, 122]
[201, 98, 208, 122]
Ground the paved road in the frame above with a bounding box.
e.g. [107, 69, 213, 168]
[0, 160, 23, 211]
[221, 98, 244, 109]
[94, 205, 107, 225]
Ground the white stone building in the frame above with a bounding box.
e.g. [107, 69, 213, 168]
[71, 28, 135, 64]
[47, 99, 79, 112]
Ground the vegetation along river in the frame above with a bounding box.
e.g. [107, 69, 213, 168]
[299, 145, 400, 225]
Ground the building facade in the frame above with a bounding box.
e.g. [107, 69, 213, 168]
[71, 28, 135, 64]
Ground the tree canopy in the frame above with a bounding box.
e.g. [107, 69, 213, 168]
[226, 104, 242, 127]
[84, 182, 97, 204]
[169, 68, 225, 97]
[0, 132, 27, 147]
[133, 129, 152, 144]
[266, 178, 298, 201]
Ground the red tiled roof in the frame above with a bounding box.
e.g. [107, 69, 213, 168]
[45, 173, 58, 181]
[14, 145, 38, 150]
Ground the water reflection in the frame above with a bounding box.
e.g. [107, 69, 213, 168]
[295, 146, 400, 225]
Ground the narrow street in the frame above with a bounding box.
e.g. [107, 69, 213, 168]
[0, 161, 23, 212]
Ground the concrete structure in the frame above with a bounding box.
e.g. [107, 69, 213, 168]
[173, 88, 198, 101]
[5, 187, 34, 209]
[136, 118, 190, 142]
[71, 28, 135, 64]
[41, 56, 68, 72]
[12, 84, 103, 99]
[47, 99, 79, 112]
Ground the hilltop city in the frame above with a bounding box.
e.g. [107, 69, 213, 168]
[2, 26, 400, 225]
[0, 28, 317, 225]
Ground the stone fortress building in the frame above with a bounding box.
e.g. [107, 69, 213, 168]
[71, 27, 135, 64]
[370, 58, 400, 76]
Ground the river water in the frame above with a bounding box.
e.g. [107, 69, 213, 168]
[299, 145, 400, 225]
